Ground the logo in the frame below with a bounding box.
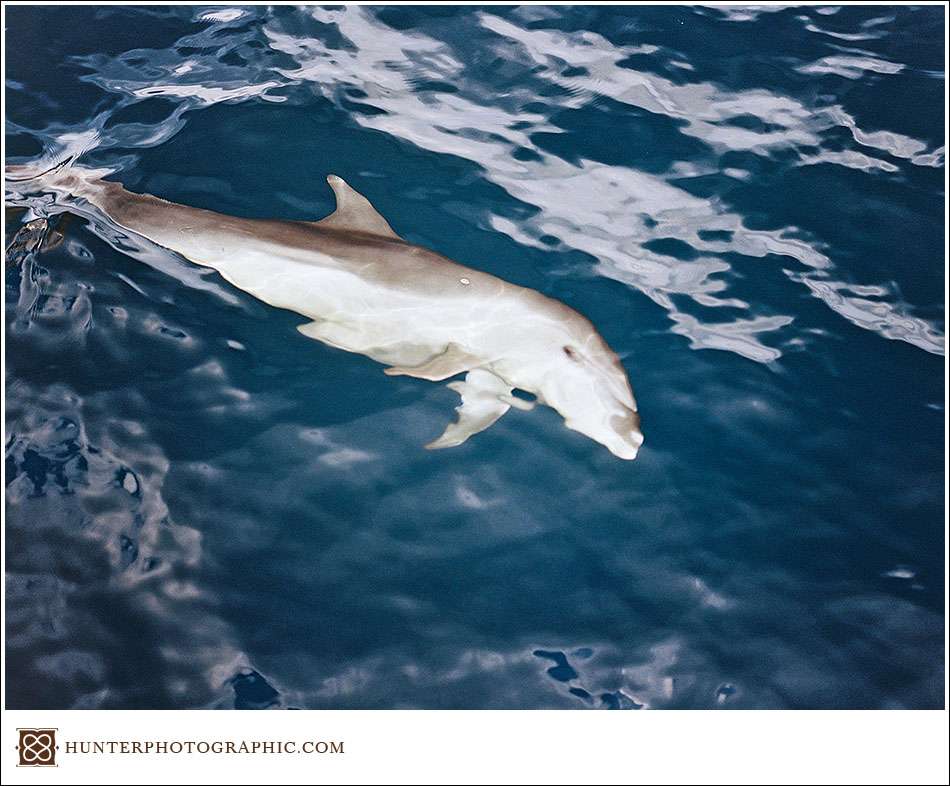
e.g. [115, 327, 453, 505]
[17, 729, 58, 767]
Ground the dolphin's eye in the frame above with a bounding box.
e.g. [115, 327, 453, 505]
[563, 346, 579, 360]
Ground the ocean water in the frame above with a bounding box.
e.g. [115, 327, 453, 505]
[3, 5, 945, 710]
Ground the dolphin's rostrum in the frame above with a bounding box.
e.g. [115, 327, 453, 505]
[8, 164, 644, 459]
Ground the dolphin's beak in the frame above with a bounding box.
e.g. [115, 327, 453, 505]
[606, 408, 644, 460]
[564, 412, 644, 460]
[609, 428, 643, 460]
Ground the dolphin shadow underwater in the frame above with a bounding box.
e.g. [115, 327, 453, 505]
[6, 160, 644, 459]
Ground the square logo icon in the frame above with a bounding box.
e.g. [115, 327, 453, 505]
[17, 728, 57, 767]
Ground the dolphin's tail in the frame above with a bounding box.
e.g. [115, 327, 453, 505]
[6, 129, 114, 206]
[5, 155, 75, 184]
[4, 130, 111, 192]
[5, 162, 120, 237]
[5, 156, 112, 201]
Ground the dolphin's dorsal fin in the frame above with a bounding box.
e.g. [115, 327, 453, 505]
[315, 175, 400, 240]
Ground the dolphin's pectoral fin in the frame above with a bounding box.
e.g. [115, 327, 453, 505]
[297, 320, 369, 353]
[499, 392, 536, 411]
[313, 175, 401, 240]
[426, 369, 512, 450]
[384, 343, 480, 382]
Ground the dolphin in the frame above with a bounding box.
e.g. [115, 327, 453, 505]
[6, 162, 644, 459]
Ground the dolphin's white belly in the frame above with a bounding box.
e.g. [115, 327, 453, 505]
[205, 239, 479, 359]
[135, 222, 528, 368]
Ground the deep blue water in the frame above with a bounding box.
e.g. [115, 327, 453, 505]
[4, 5, 945, 709]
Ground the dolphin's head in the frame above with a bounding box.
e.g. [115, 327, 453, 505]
[528, 307, 644, 460]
